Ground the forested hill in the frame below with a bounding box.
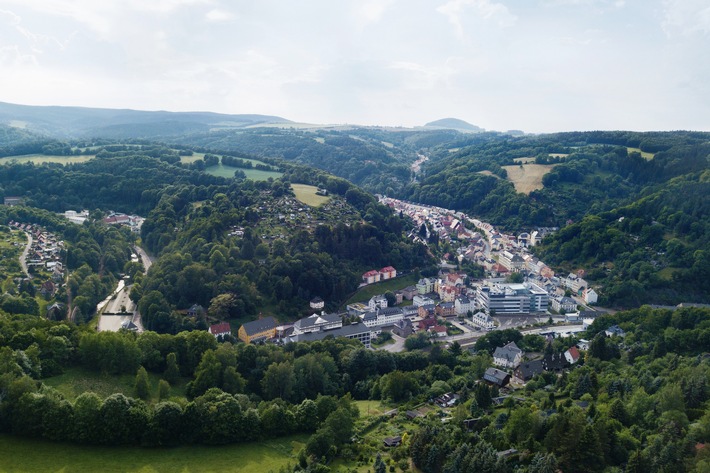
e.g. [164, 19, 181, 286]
[0, 101, 290, 139]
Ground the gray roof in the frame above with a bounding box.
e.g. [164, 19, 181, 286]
[378, 307, 403, 316]
[484, 367, 510, 385]
[362, 311, 378, 321]
[289, 323, 370, 343]
[241, 316, 277, 336]
[515, 359, 544, 380]
[493, 342, 523, 362]
[294, 312, 342, 330]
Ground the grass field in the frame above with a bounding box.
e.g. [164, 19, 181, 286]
[205, 164, 283, 180]
[477, 170, 500, 178]
[0, 433, 306, 473]
[291, 184, 331, 207]
[0, 154, 95, 165]
[43, 367, 188, 401]
[502, 163, 557, 194]
[627, 147, 655, 160]
[345, 274, 418, 305]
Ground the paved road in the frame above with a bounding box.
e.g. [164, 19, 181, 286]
[134, 245, 154, 272]
[19, 231, 32, 278]
[381, 333, 406, 353]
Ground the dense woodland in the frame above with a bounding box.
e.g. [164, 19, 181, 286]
[0, 304, 708, 472]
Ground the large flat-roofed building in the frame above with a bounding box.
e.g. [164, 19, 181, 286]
[477, 282, 548, 314]
[287, 323, 374, 348]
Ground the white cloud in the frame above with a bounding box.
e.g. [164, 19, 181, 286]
[437, 0, 517, 40]
[205, 8, 234, 22]
[662, 0, 710, 36]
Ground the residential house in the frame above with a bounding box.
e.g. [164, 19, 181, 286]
[513, 359, 544, 384]
[362, 270, 380, 285]
[455, 296, 474, 315]
[428, 325, 448, 337]
[551, 296, 577, 313]
[577, 339, 590, 351]
[392, 318, 413, 338]
[604, 325, 626, 338]
[309, 297, 325, 310]
[499, 251, 525, 272]
[46, 302, 65, 320]
[399, 285, 417, 301]
[416, 278, 435, 295]
[383, 436, 402, 448]
[493, 342, 523, 368]
[413, 295, 436, 307]
[470, 311, 495, 330]
[39, 280, 56, 299]
[379, 266, 397, 280]
[434, 392, 460, 408]
[187, 304, 205, 318]
[418, 304, 436, 319]
[418, 315, 438, 331]
[565, 346, 581, 364]
[564, 273, 587, 294]
[542, 352, 569, 373]
[238, 316, 277, 343]
[483, 367, 510, 387]
[209, 322, 232, 339]
[436, 302, 456, 318]
[583, 288, 598, 304]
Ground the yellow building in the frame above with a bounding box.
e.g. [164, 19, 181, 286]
[238, 316, 277, 343]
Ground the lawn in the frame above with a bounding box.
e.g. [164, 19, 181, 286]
[502, 163, 557, 194]
[355, 400, 388, 417]
[43, 367, 188, 402]
[0, 433, 307, 473]
[0, 154, 95, 165]
[205, 164, 283, 181]
[291, 184, 331, 207]
[345, 274, 419, 305]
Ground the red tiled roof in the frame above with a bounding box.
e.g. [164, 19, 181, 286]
[209, 322, 231, 335]
[380, 266, 396, 273]
[567, 346, 580, 361]
[363, 270, 379, 277]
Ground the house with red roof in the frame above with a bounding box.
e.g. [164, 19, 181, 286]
[208, 322, 232, 339]
[428, 325, 448, 337]
[379, 266, 397, 280]
[564, 346, 581, 364]
[362, 270, 381, 285]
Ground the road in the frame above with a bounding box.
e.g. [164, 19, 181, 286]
[19, 231, 32, 278]
[381, 333, 406, 353]
[134, 245, 154, 271]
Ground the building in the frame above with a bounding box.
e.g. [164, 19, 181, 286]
[477, 283, 549, 314]
[362, 270, 381, 285]
[368, 295, 388, 311]
[565, 346, 581, 364]
[392, 318, 413, 338]
[379, 266, 397, 280]
[309, 297, 325, 310]
[583, 288, 598, 304]
[416, 278, 435, 295]
[483, 367, 510, 387]
[398, 285, 418, 301]
[413, 295, 436, 307]
[604, 325, 626, 338]
[429, 325, 448, 337]
[238, 316, 277, 343]
[498, 251, 525, 272]
[470, 311, 495, 330]
[3, 196, 23, 206]
[551, 296, 577, 313]
[513, 359, 544, 384]
[418, 304, 436, 319]
[542, 352, 569, 373]
[187, 304, 205, 317]
[292, 312, 343, 334]
[455, 296, 474, 315]
[436, 302, 456, 318]
[360, 307, 404, 328]
[564, 273, 587, 294]
[209, 322, 232, 339]
[493, 342, 523, 368]
[287, 323, 374, 348]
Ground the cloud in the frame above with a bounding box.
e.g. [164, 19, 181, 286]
[437, 0, 517, 40]
[205, 8, 234, 22]
[662, 0, 710, 36]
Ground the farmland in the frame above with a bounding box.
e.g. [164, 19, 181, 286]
[502, 163, 557, 194]
[0, 154, 95, 165]
[205, 163, 283, 180]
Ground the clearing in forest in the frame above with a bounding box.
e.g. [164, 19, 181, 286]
[0, 154, 95, 165]
[502, 163, 557, 194]
[291, 184, 331, 207]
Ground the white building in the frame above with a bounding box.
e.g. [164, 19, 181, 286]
[470, 311, 495, 330]
[455, 296, 474, 315]
[368, 295, 388, 311]
[583, 288, 598, 304]
[478, 282, 549, 314]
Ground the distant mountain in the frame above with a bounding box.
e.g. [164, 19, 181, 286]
[0, 102, 291, 139]
[424, 118, 484, 132]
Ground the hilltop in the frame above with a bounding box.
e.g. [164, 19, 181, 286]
[424, 117, 484, 132]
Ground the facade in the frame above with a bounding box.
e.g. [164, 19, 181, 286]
[360, 307, 404, 328]
[498, 251, 525, 272]
[564, 346, 581, 364]
[436, 302, 456, 317]
[309, 297, 325, 310]
[493, 341, 523, 368]
[551, 296, 577, 313]
[238, 316, 277, 343]
[477, 283, 549, 314]
[583, 288, 598, 304]
[413, 295, 436, 307]
[292, 312, 343, 334]
[483, 367, 510, 387]
[564, 273, 587, 294]
[287, 323, 373, 348]
[513, 359, 544, 384]
[455, 296, 474, 315]
[362, 270, 381, 285]
[368, 295, 388, 311]
[379, 266, 397, 280]
[470, 311, 495, 330]
[416, 278, 435, 295]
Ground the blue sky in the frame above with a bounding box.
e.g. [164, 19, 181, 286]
[0, 0, 708, 132]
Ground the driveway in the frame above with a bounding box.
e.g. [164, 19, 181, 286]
[380, 333, 406, 353]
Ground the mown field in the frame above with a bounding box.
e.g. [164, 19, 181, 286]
[345, 274, 418, 305]
[502, 163, 557, 194]
[205, 164, 283, 181]
[0, 154, 95, 165]
[43, 367, 189, 401]
[626, 147, 655, 160]
[291, 184, 331, 207]
[0, 433, 306, 473]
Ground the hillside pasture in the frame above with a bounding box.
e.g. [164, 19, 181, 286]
[502, 163, 557, 194]
[205, 164, 283, 181]
[0, 433, 306, 473]
[477, 170, 501, 178]
[627, 147, 655, 160]
[0, 154, 95, 165]
[291, 184, 331, 207]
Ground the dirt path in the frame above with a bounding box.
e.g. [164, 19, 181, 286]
[19, 231, 32, 278]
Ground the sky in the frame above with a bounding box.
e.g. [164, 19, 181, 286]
[0, 0, 708, 133]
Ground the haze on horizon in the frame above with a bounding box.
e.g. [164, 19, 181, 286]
[0, 0, 708, 133]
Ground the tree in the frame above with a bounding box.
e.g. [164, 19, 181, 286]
[158, 379, 170, 401]
[323, 407, 354, 445]
[134, 366, 151, 401]
[164, 352, 180, 383]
